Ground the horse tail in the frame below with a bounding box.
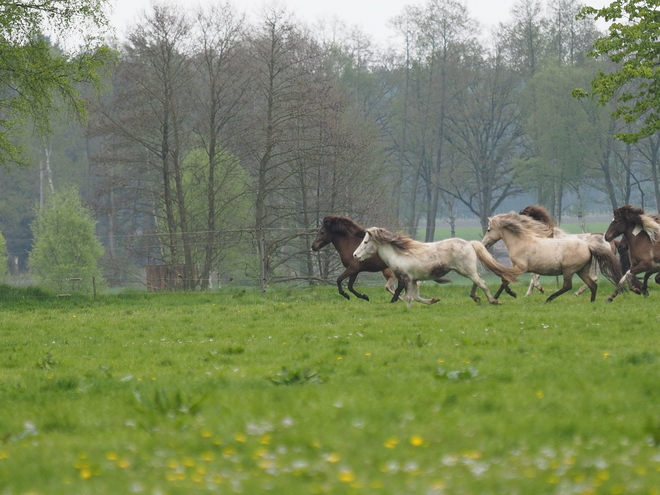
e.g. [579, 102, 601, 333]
[470, 241, 518, 283]
[589, 241, 623, 285]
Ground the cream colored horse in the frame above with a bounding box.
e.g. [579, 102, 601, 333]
[482, 212, 622, 303]
[518, 206, 615, 297]
[353, 227, 517, 307]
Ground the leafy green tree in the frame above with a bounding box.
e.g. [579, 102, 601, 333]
[0, 0, 115, 166]
[575, 0, 660, 143]
[0, 231, 7, 281]
[28, 187, 104, 293]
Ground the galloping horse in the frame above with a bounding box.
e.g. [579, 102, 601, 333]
[519, 205, 619, 296]
[311, 216, 451, 301]
[604, 205, 660, 302]
[353, 227, 518, 307]
[482, 212, 622, 303]
[311, 216, 397, 300]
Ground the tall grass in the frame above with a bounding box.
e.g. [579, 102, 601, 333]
[0, 282, 659, 494]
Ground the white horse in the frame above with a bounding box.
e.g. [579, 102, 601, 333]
[482, 212, 622, 303]
[353, 227, 518, 307]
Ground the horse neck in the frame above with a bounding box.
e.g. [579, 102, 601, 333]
[332, 233, 362, 260]
[371, 242, 399, 268]
[497, 228, 534, 254]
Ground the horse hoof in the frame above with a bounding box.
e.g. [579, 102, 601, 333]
[360, 295, 370, 301]
[605, 298, 613, 303]
[643, 291, 650, 297]
[431, 298, 440, 304]
[491, 300, 502, 305]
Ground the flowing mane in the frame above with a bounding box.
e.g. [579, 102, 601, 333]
[618, 205, 660, 244]
[519, 205, 556, 229]
[323, 215, 366, 237]
[488, 211, 555, 238]
[366, 227, 426, 255]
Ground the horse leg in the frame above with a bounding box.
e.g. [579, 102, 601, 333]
[641, 271, 653, 297]
[544, 274, 573, 303]
[606, 270, 634, 302]
[526, 274, 543, 296]
[336, 271, 351, 300]
[575, 262, 599, 297]
[390, 278, 405, 303]
[347, 273, 370, 301]
[406, 277, 439, 306]
[469, 275, 501, 305]
[493, 282, 508, 300]
[576, 267, 598, 302]
[383, 269, 397, 297]
[469, 283, 481, 303]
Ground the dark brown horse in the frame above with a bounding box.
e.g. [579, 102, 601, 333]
[311, 216, 449, 301]
[311, 216, 398, 301]
[604, 205, 660, 301]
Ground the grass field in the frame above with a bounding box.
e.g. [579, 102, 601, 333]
[1, 279, 659, 495]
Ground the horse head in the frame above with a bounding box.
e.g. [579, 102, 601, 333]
[312, 216, 367, 252]
[311, 218, 332, 251]
[481, 217, 502, 249]
[353, 228, 378, 261]
[605, 205, 640, 242]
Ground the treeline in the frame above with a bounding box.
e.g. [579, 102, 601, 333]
[1, 0, 659, 289]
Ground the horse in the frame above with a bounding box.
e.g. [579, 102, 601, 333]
[352, 227, 518, 307]
[518, 205, 621, 296]
[482, 211, 623, 303]
[311, 216, 398, 300]
[311, 216, 452, 301]
[604, 205, 660, 302]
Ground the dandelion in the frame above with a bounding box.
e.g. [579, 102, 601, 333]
[339, 468, 355, 483]
[0, 451, 8, 459]
[536, 390, 544, 399]
[259, 434, 272, 445]
[603, 352, 611, 359]
[410, 435, 424, 447]
[201, 451, 214, 462]
[597, 470, 610, 481]
[325, 453, 340, 463]
[79, 468, 92, 479]
[383, 437, 399, 449]
[118, 459, 131, 469]
[201, 428, 213, 438]
[106, 451, 118, 461]
[234, 432, 247, 443]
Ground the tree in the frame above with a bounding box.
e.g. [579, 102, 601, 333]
[190, 3, 250, 288]
[0, 0, 115, 166]
[575, 0, 660, 143]
[28, 187, 104, 293]
[445, 55, 525, 231]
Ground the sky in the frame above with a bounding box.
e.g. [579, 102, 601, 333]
[107, 0, 611, 46]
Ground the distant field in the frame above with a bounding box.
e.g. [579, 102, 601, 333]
[1, 283, 659, 494]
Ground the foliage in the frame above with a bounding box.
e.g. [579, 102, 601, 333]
[0, 0, 116, 167]
[575, 0, 660, 143]
[0, 286, 659, 494]
[28, 187, 104, 293]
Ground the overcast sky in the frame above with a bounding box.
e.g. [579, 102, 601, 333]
[107, 0, 612, 46]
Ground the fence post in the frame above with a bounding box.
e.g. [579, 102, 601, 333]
[260, 228, 266, 297]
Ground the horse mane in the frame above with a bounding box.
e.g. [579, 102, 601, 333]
[617, 205, 660, 243]
[323, 216, 366, 237]
[490, 211, 555, 238]
[366, 227, 425, 254]
[519, 205, 556, 229]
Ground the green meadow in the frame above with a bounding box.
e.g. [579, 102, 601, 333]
[1, 280, 659, 495]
